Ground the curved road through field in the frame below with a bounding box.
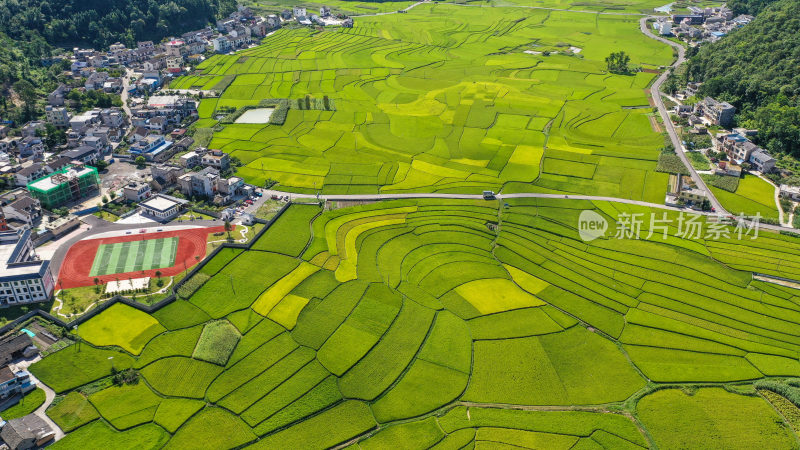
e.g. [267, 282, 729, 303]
[638, 17, 726, 214]
[264, 189, 792, 234]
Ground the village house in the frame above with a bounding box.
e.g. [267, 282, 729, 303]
[749, 149, 775, 173]
[13, 164, 46, 187]
[0, 414, 56, 449]
[714, 160, 742, 178]
[45, 106, 71, 128]
[139, 194, 187, 221]
[673, 104, 693, 117]
[47, 84, 69, 106]
[122, 181, 152, 202]
[1, 194, 42, 227]
[179, 150, 202, 168]
[151, 164, 184, 189]
[0, 334, 38, 366]
[200, 149, 230, 171]
[780, 185, 800, 202]
[44, 156, 73, 175]
[84, 71, 110, 91]
[61, 146, 100, 165]
[20, 122, 44, 138]
[695, 97, 736, 128]
[15, 137, 45, 160]
[129, 135, 174, 162]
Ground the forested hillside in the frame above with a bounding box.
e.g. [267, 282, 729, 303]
[687, 0, 800, 156]
[0, 0, 237, 125]
[0, 0, 237, 49]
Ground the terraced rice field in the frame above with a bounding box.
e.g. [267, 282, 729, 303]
[174, 4, 671, 199]
[33, 199, 800, 448]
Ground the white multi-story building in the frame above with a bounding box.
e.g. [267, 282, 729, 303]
[45, 106, 71, 128]
[0, 229, 54, 307]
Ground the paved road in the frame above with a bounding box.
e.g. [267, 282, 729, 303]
[638, 17, 727, 215]
[351, 0, 650, 17]
[121, 69, 134, 128]
[351, 0, 426, 17]
[13, 356, 65, 441]
[33, 378, 65, 440]
[753, 171, 785, 224]
[263, 188, 794, 233]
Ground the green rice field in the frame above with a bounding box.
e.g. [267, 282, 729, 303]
[89, 237, 178, 277]
[34, 2, 795, 448]
[33, 199, 800, 448]
[173, 4, 672, 199]
[710, 174, 780, 220]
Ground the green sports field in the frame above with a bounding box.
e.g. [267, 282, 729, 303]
[89, 237, 178, 277]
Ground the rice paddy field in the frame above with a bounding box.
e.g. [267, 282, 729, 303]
[33, 199, 800, 448]
[174, 4, 672, 199]
[710, 174, 780, 220]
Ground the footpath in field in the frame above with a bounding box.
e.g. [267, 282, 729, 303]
[30, 199, 800, 449]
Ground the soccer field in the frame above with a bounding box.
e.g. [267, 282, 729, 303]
[88, 237, 179, 277]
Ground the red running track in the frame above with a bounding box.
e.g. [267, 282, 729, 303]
[57, 225, 232, 289]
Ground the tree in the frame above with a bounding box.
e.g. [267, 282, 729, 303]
[44, 124, 66, 150]
[224, 220, 233, 241]
[135, 156, 146, 168]
[605, 51, 630, 74]
[12, 79, 37, 120]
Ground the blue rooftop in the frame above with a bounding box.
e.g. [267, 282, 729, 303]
[130, 140, 173, 155]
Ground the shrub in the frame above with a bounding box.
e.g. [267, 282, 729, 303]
[707, 174, 740, 192]
[754, 380, 800, 407]
[656, 152, 691, 175]
[177, 272, 211, 299]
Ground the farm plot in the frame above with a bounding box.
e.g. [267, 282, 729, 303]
[33, 195, 800, 445]
[181, 4, 671, 198]
[78, 303, 165, 355]
[637, 388, 796, 449]
[709, 174, 779, 219]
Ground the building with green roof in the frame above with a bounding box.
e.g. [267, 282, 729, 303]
[26, 165, 99, 210]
